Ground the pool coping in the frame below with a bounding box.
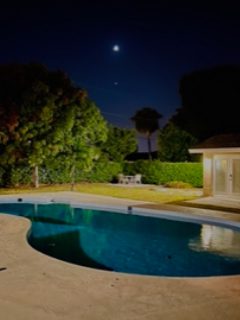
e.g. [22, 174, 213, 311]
[1, 192, 240, 230]
[1, 192, 240, 320]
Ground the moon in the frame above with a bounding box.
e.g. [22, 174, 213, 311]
[113, 45, 120, 52]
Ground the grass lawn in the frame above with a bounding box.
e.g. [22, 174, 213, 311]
[0, 183, 202, 204]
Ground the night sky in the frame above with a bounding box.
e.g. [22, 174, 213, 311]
[0, 1, 240, 149]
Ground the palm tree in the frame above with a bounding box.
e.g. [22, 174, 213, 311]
[131, 107, 162, 160]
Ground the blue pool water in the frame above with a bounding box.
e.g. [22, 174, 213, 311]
[0, 202, 240, 277]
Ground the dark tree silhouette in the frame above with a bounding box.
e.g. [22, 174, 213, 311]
[171, 65, 240, 140]
[131, 107, 162, 160]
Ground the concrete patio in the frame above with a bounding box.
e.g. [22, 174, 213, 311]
[0, 192, 240, 320]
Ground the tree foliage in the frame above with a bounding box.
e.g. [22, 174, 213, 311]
[131, 107, 162, 159]
[0, 63, 107, 187]
[102, 125, 137, 161]
[171, 65, 240, 140]
[158, 122, 197, 162]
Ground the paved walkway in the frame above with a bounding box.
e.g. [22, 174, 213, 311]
[0, 192, 240, 320]
[185, 195, 240, 210]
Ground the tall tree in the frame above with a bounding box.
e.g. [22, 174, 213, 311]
[102, 125, 137, 162]
[0, 63, 107, 187]
[131, 107, 162, 160]
[171, 65, 240, 140]
[53, 97, 108, 189]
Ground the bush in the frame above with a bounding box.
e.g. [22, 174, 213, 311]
[164, 181, 193, 189]
[0, 160, 202, 188]
[0, 167, 5, 186]
[0, 159, 122, 187]
[41, 159, 122, 184]
[123, 160, 202, 187]
[40, 165, 71, 184]
[0, 166, 32, 187]
[79, 159, 122, 182]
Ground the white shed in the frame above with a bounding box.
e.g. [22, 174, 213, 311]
[189, 134, 240, 198]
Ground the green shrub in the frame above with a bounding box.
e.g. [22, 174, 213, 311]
[80, 160, 122, 182]
[41, 159, 122, 184]
[1, 166, 32, 187]
[0, 160, 202, 188]
[0, 159, 122, 187]
[0, 167, 5, 186]
[40, 166, 71, 184]
[164, 181, 193, 189]
[123, 160, 202, 187]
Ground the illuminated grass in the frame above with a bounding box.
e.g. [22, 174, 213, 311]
[0, 183, 202, 204]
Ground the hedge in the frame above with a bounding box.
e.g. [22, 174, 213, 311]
[123, 160, 203, 187]
[0, 166, 32, 187]
[77, 160, 122, 183]
[0, 160, 123, 187]
[0, 160, 202, 187]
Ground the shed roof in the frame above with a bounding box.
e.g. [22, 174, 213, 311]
[191, 133, 240, 149]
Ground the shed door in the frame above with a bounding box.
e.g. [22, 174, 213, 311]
[232, 159, 240, 195]
[214, 157, 240, 196]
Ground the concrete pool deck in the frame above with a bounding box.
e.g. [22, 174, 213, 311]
[0, 192, 240, 320]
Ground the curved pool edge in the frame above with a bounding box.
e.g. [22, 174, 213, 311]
[70, 202, 240, 231]
[1, 192, 240, 230]
[1, 194, 240, 278]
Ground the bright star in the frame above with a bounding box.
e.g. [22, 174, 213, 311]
[113, 45, 120, 52]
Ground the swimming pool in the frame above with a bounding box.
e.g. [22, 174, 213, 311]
[0, 202, 240, 277]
